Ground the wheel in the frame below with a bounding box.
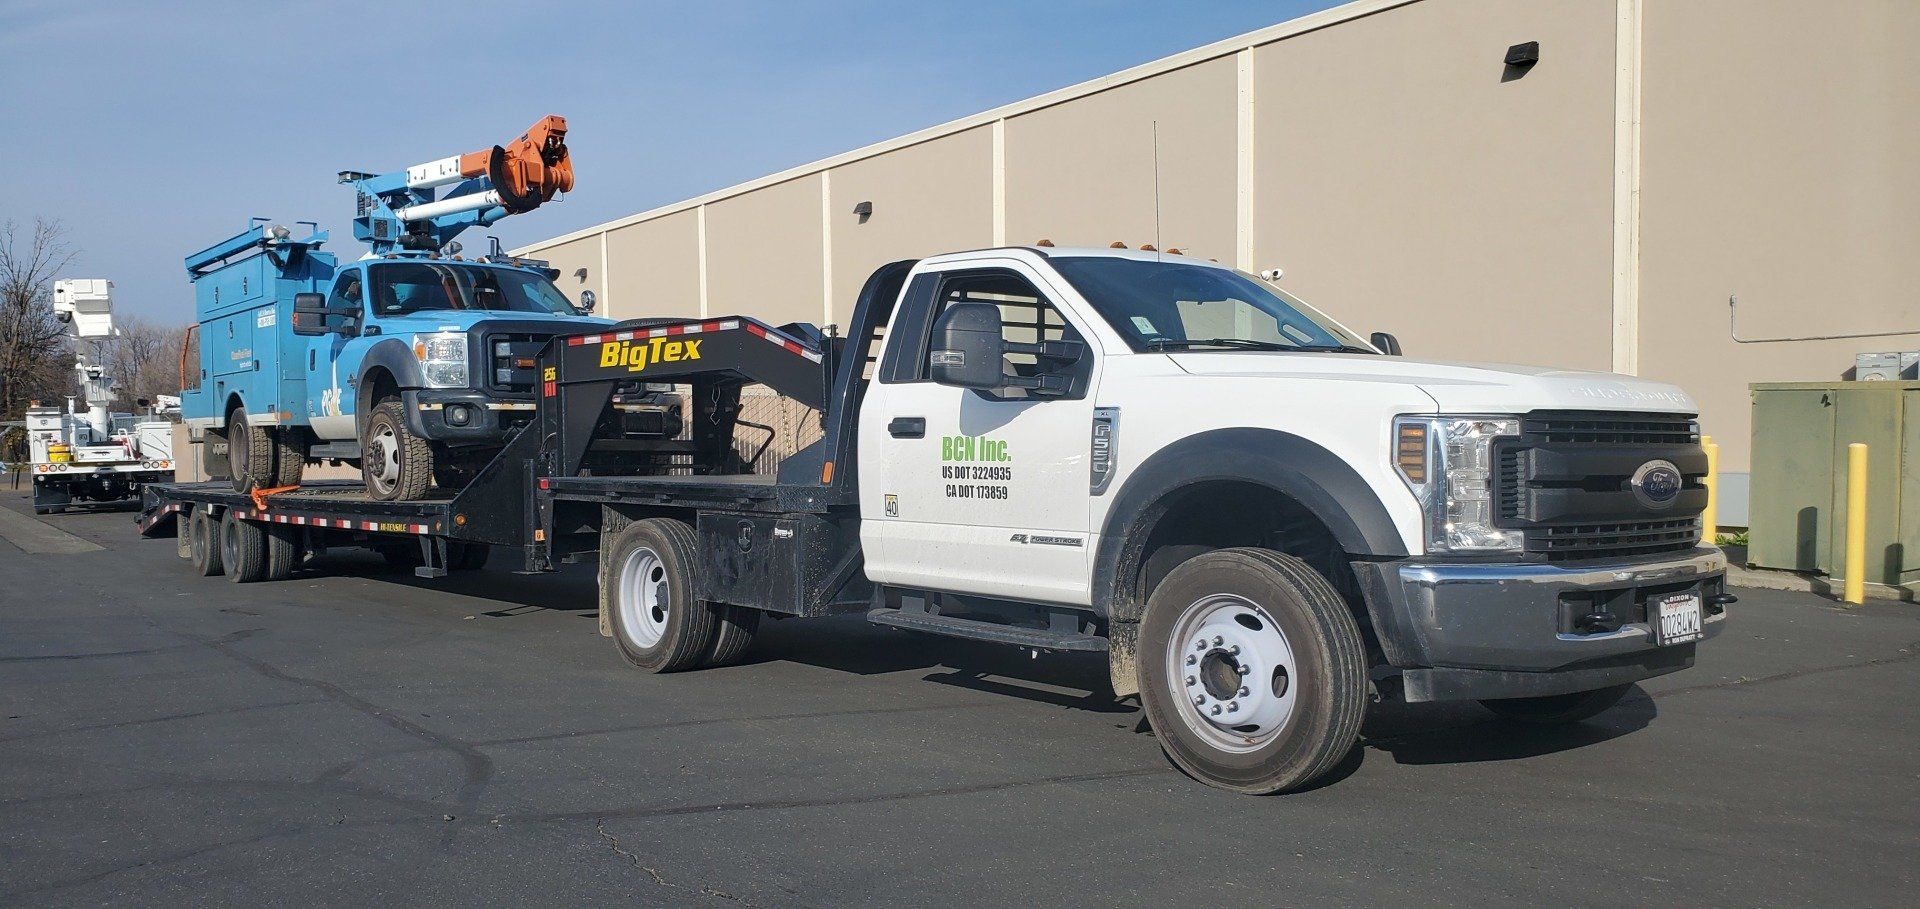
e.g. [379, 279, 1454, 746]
[264, 521, 299, 581]
[219, 510, 268, 583]
[452, 541, 491, 571]
[1480, 684, 1631, 725]
[189, 508, 224, 577]
[362, 400, 433, 501]
[606, 518, 723, 672]
[227, 406, 277, 492]
[1138, 548, 1368, 795]
[705, 605, 761, 668]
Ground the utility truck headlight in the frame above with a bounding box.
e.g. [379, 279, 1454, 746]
[1393, 416, 1522, 554]
[413, 332, 469, 388]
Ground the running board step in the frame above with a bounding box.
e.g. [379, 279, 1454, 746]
[866, 608, 1108, 652]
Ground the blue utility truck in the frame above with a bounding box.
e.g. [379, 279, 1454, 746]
[179, 116, 646, 500]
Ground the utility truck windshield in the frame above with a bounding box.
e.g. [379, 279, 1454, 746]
[1051, 257, 1372, 354]
[369, 262, 575, 317]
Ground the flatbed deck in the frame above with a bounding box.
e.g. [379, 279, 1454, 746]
[545, 474, 852, 513]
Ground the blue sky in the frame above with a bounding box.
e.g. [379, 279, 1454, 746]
[0, 1, 1337, 321]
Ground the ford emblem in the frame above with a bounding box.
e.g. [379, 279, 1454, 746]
[1630, 459, 1684, 509]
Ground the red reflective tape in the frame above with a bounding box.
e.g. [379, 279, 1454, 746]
[411, 524, 427, 534]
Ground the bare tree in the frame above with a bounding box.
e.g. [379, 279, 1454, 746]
[104, 315, 189, 412]
[0, 218, 77, 420]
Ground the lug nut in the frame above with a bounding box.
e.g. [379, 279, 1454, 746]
[1227, 702, 1239, 713]
[1186, 654, 1198, 665]
[1195, 640, 1207, 652]
[1185, 675, 1197, 687]
[1193, 695, 1205, 706]
[1238, 686, 1251, 697]
[1228, 644, 1240, 656]
[1209, 704, 1222, 716]
[1212, 636, 1223, 646]
[1237, 664, 1251, 675]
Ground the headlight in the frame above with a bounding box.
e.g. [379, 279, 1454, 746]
[1393, 416, 1522, 553]
[413, 332, 468, 388]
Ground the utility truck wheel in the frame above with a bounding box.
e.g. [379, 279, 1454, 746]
[228, 407, 278, 492]
[1138, 548, 1368, 795]
[189, 508, 224, 577]
[362, 400, 432, 501]
[607, 518, 723, 673]
[220, 511, 268, 583]
[264, 522, 299, 581]
[1480, 684, 1630, 725]
[705, 605, 761, 668]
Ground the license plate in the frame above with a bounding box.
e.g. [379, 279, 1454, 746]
[1654, 592, 1703, 646]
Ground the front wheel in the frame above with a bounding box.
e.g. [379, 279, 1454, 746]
[1480, 684, 1631, 725]
[1138, 548, 1368, 795]
[362, 400, 432, 501]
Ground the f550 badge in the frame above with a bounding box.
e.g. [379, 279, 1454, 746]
[599, 337, 703, 373]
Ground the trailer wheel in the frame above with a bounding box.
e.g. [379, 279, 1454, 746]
[220, 511, 269, 583]
[1480, 684, 1631, 725]
[264, 522, 299, 581]
[227, 406, 280, 493]
[1138, 548, 1368, 795]
[189, 508, 224, 577]
[705, 605, 761, 668]
[362, 400, 432, 501]
[607, 518, 722, 672]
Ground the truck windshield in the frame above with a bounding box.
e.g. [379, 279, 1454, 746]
[367, 262, 575, 317]
[1050, 257, 1373, 353]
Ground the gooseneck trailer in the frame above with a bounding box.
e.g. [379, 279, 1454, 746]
[141, 247, 1731, 794]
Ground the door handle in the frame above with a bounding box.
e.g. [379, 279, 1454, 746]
[887, 416, 926, 438]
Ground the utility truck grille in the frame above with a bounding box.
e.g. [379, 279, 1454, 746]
[485, 332, 551, 393]
[1497, 411, 1705, 562]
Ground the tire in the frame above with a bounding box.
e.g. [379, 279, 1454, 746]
[1138, 547, 1368, 795]
[220, 510, 268, 583]
[264, 521, 299, 581]
[705, 605, 762, 668]
[362, 399, 432, 501]
[189, 508, 224, 577]
[274, 433, 305, 487]
[452, 541, 491, 571]
[605, 518, 723, 673]
[227, 406, 277, 493]
[1480, 684, 1631, 725]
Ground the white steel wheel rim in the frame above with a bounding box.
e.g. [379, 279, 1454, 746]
[618, 546, 670, 647]
[366, 423, 399, 494]
[1164, 593, 1299, 754]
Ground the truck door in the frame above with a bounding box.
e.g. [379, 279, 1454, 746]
[305, 268, 362, 441]
[857, 262, 1101, 606]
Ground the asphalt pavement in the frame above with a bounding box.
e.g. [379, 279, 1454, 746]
[2, 489, 1915, 907]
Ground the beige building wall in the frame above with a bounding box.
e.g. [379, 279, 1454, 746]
[826, 126, 995, 323]
[704, 176, 825, 328]
[606, 208, 704, 320]
[1638, 0, 1920, 472]
[533, 236, 602, 316]
[1004, 56, 1240, 259]
[1254, 0, 1618, 371]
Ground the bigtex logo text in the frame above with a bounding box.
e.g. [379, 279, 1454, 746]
[599, 337, 703, 373]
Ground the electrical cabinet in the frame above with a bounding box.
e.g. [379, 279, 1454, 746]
[1748, 382, 1920, 590]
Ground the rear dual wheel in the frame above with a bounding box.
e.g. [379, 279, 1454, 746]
[227, 405, 304, 492]
[217, 510, 297, 583]
[606, 518, 759, 672]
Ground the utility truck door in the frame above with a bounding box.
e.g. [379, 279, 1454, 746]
[305, 269, 362, 440]
[857, 263, 1100, 606]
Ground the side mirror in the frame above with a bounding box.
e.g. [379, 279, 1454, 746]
[929, 302, 1007, 390]
[578, 289, 597, 315]
[291, 292, 331, 336]
[1370, 331, 1403, 356]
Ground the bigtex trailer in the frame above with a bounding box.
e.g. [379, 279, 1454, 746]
[141, 247, 1732, 794]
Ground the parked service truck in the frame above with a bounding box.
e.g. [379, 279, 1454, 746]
[180, 116, 633, 501]
[143, 246, 1729, 794]
[24, 279, 175, 513]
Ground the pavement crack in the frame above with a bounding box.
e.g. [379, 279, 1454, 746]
[596, 818, 753, 905]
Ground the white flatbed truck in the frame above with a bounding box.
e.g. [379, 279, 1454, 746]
[141, 247, 1730, 793]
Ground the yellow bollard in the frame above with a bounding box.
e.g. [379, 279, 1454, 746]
[1844, 442, 1868, 605]
[1701, 435, 1719, 547]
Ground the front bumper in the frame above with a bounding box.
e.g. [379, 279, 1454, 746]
[1357, 547, 1729, 702]
[402, 389, 536, 446]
